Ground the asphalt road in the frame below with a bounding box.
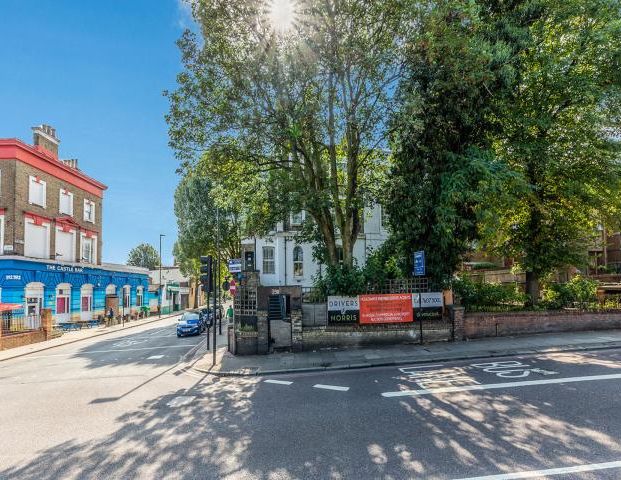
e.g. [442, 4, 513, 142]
[1, 321, 621, 480]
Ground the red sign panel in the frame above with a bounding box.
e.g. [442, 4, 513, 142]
[359, 294, 414, 324]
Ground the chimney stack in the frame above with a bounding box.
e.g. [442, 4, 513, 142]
[32, 124, 60, 159]
[61, 158, 79, 170]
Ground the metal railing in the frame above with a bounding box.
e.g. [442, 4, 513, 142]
[1, 314, 42, 335]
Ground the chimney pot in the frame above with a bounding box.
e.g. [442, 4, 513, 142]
[32, 124, 60, 159]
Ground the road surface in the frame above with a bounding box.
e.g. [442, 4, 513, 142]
[1, 319, 621, 479]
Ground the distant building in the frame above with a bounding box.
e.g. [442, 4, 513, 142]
[241, 206, 389, 288]
[148, 266, 203, 314]
[0, 125, 149, 322]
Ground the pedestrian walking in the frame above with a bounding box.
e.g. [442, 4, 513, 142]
[107, 307, 114, 324]
[226, 305, 234, 324]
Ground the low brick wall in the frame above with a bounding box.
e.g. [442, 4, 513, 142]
[0, 330, 46, 351]
[302, 325, 420, 350]
[463, 310, 621, 339]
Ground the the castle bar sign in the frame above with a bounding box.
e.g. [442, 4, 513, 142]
[46, 264, 84, 273]
[327, 296, 359, 324]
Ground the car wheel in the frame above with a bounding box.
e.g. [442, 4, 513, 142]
[177, 333, 181, 338]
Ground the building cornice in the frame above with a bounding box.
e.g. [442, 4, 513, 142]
[0, 138, 107, 198]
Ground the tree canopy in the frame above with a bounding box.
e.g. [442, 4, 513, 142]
[127, 243, 160, 270]
[166, 0, 406, 267]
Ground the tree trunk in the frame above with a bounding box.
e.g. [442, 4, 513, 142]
[525, 271, 540, 305]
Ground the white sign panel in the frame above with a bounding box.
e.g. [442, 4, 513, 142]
[420, 292, 444, 308]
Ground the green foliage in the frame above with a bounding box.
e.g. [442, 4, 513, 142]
[541, 276, 598, 310]
[481, 0, 621, 298]
[453, 275, 528, 311]
[388, 0, 537, 285]
[452, 276, 528, 312]
[312, 244, 405, 297]
[126, 243, 160, 270]
[165, 0, 406, 267]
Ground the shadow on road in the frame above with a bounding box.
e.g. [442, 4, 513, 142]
[2, 353, 621, 479]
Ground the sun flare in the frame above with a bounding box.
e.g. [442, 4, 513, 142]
[268, 0, 296, 32]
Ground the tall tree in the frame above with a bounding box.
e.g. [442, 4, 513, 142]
[127, 243, 160, 270]
[387, 0, 540, 284]
[483, 0, 621, 301]
[166, 0, 406, 268]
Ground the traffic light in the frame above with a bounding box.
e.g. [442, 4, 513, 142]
[200, 255, 213, 293]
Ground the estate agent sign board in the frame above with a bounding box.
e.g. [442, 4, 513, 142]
[327, 296, 359, 324]
[359, 293, 413, 325]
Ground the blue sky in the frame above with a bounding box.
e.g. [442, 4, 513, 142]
[0, 0, 193, 266]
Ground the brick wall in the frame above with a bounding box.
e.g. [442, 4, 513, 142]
[11, 161, 103, 263]
[302, 326, 420, 350]
[463, 310, 621, 339]
[0, 330, 46, 351]
[0, 159, 17, 253]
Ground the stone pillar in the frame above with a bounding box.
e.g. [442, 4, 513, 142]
[257, 310, 269, 354]
[450, 305, 465, 341]
[291, 309, 303, 352]
[41, 308, 53, 340]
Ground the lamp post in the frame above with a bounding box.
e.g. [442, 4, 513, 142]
[159, 234, 165, 318]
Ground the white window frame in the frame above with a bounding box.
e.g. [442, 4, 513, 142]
[55, 226, 76, 262]
[24, 217, 51, 259]
[83, 199, 95, 223]
[290, 211, 304, 226]
[80, 233, 97, 264]
[293, 246, 304, 277]
[262, 246, 275, 275]
[136, 287, 144, 307]
[28, 175, 47, 208]
[59, 189, 74, 216]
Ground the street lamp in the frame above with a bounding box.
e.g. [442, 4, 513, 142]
[159, 234, 165, 318]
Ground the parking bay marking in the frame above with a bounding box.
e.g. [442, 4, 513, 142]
[314, 384, 350, 392]
[452, 459, 621, 480]
[395, 361, 558, 390]
[264, 379, 293, 385]
[382, 372, 621, 397]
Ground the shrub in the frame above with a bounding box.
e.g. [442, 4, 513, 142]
[452, 276, 527, 311]
[541, 275, 598, 309]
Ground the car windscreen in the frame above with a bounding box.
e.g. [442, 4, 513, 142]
[182, 314, 200, 323]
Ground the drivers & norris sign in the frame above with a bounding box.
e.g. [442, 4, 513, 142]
[327, 296, 359, 324]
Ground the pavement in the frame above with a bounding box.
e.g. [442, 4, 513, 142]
[194, 329, 621, 376]
[0, 311, 185, 362]
[2, 314, 621, 479]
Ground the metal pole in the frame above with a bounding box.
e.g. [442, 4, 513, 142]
[213, 207, 219, 365]
[159, 234, 165, 318]
[205, 286, 210, 351]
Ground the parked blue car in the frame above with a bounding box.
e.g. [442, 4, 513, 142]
[176, 312, 202, 337]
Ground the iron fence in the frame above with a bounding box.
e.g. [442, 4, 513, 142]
[1, 314, 41, 335]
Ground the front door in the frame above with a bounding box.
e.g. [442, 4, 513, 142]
[80, 295, 93, 321]
[56, 295, 70, 323]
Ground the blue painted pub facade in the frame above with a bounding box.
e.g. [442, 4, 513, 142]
[0, 257, 150, 322]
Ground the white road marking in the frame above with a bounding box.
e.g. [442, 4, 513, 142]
[264, 379, 293, 385]
[147, 355, 164, 359]
[313, 384, 350, 392]
[26, 345, 198, 358]
[382, 372, 621, 397]
[398, 364, 444, 371]
[166, 395, 196, 407]
[452, 460, 621, 479]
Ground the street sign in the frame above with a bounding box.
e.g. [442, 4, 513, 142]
[222, 281, 230, 291]
[413, 251, 425, 276]
[228, 258, 242, 273]
[229, 279, 237, 295]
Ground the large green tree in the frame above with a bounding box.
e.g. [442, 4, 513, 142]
[127, 243, 160, 270]
[483, 0, 621, 301]
[166, 0, 407, 268]
[387, 0, 540, 284]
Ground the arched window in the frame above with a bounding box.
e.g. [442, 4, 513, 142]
[136, 286, 144, 307]
[293, 246, 304, 277]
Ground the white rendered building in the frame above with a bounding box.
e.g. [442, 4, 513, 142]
[241, 205, 389, 287]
